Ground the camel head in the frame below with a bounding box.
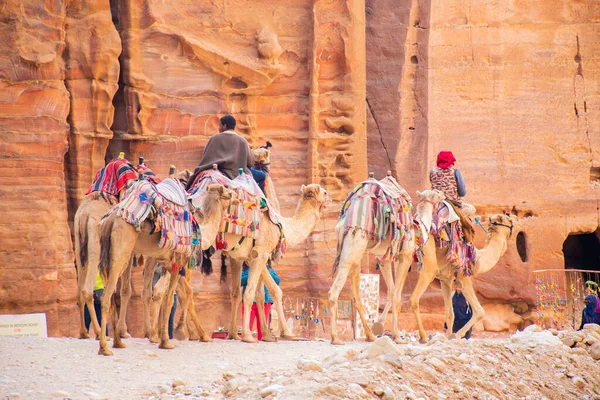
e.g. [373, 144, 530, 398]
[193, 184, 237, 224]
[177, 169, 192, 187]
[253, 144, 272, 172]
[300, 184, 330, 212]
[416, 189, 445, 205]
[488, 213, 517, 239]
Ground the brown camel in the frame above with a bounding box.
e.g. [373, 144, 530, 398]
[223, 184, 328, 343]
[328, 189, 445, 345]
[96, 182, 235, 355]
[74, 193, 134, 340]
[409, 213, 518, 342]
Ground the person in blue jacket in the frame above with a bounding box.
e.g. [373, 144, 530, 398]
[240, 263, 280, 341]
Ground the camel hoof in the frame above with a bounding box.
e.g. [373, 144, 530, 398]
[371, 322, 384, 336]
[79, 332, 91, 339]
[365, 335, 376, 343]
[394, 337, 408, 345]
[331, 338, 345, 346]
[227, 333, 241, 341]
[174, 329, 187, 341]
[241, 335, 257, 343]
[149, 336, 160, 344]
[119, 331, 131, 339]
[418, 338, 428, 344]
[98, 347, 113, 356]
[159, 341, 175, 350]
[261, 335, 277, 343]
[279, 335, 302, 341]
[449, 333, 457, 340]
[113, 341, 126, 349]
[200, 335, 213, 343]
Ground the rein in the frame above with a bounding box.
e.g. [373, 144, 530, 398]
[490, 220, 514, 238]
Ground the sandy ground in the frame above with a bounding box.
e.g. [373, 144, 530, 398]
[1, 328, 600, 400]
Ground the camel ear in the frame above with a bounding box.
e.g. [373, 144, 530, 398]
[301, 184, 306, 193]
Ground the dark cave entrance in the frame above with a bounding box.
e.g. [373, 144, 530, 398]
[563, 230, 600, 279]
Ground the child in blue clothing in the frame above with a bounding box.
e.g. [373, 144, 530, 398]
[240, 263, 280, 340]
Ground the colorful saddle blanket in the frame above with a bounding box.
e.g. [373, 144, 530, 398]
[114, 178, 198, 256]
[431, 201, 477, 276]
[86, 158, 138, 197]
[188, 169, 284, 256]
[189, 169, 278, 240]
[334, 177, 414, 268]
[135, 164, 162, 184]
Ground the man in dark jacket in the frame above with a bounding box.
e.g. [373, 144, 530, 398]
[186, 115, 255, 190]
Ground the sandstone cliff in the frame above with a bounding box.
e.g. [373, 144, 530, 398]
[1, 0, 598, 337]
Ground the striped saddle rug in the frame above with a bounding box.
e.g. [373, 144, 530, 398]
[431, 201, 476, 276]
[113, 178, 198, 256]
[188, 169, 281, 241]
[334, 177, 414, 270]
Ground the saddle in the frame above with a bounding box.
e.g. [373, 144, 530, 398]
[112, 178, 198, 257]
[446, 200, 475, 244]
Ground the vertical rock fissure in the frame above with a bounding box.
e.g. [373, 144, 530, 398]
[62, 18, 78, 236]
[366, 97, 393, 172]
[108, 0, 127, 161]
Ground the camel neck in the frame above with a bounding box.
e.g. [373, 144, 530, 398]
[280, 199, 322, 246]
[476, 230, 508, 274]
[415, 201, 435, 232]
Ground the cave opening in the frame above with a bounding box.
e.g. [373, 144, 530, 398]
[563, 230, 600, 279]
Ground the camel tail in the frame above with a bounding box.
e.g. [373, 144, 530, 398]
[74, 213, 89, 275]
[220, 253, 227, 283]
[330, 218, 346, 277]
[98, 215, 115, 283]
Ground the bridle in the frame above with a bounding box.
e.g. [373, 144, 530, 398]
[490, 218, 514, 238]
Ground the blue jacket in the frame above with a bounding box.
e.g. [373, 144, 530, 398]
[241, 267, 280, 304]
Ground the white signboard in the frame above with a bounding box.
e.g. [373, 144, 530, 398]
[0, 313, 47, 338]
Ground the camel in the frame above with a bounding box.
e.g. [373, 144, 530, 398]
[409, 213, 517, 342]
[75, 194, 140, 340]
[328, 188, 445, 345]
[222, 184, 329, 343]
[96, 182, 236, 355]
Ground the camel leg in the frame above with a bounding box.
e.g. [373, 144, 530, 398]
[178, 269, 212, 342]
[440, 279, 454, 338]
[116, 257, 133, 339]
[254, 280, 270, 341]
[241, 258, 266, 343]
[453, 277, 483, 339]
[227, 259, 243, 340]
[110, 290, 125, 349]
[328, 263, 352, 346]
[151, 271, 168, 343]
[260, 268, 295, 340]
[84, 222, 103, 338]
[351, 268, 376, 342]
[173, 278, 192, 341]
[142, 259, 160, 342]
[328, 234, 368, 345]
[158, 270, 180, 349]
[390, 254, 412, 344]
[98, 270, 120, 356]
[408, 241, 437, 343]
[374, 260, 394, 337]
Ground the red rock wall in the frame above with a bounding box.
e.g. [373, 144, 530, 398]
[2, 0, 599, 337]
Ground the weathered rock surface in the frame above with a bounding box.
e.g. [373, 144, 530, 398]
[1, 0, 600, 337]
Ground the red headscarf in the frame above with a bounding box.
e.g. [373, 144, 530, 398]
[436, 151, 456, 169]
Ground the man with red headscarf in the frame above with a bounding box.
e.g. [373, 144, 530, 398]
[429, 151, 467, 206]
